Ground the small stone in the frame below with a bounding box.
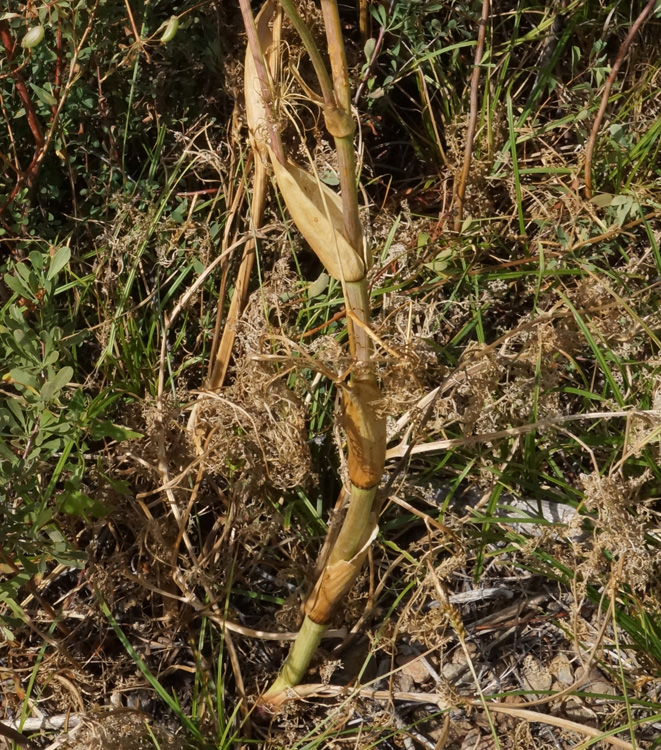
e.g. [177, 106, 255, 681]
[564, 697, 598, 726]
[576, 666, 617, 695]
[396, 654, 430, 685]
[442, 662, 466, 682]
[460, 729, 482, 750]
[523, 654, 552, 693]
[550, 653, 574, 685]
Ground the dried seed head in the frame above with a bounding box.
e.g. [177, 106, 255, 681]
[443, 603, 466, 639]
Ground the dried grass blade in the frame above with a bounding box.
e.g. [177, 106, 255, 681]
[207, 162, 268, 390]
[205, 0, 279, 392]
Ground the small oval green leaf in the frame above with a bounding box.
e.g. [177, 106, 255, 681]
[22, 25, 45, 49]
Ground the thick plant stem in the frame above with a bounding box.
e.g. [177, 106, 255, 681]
[266, 616, 328, 697]
[318, 0, 371, 362]
[252, 0, 387, 705]
[327, 486, 376, 564]
[264, 490, 377, 703]
[277, 0, 334, 106]
[276, 0, 362, 254]
[345, 280, 370, 365]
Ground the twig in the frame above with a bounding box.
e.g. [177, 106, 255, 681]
[569, 209, 661, 251]
[453, 0, 490, 232]
[583, 0, 656, 198]
[124, 568, 346, 641]
[0, 23, 44, 152]
[0, 723, 39, 750]
[0, 20, 44, 212]
[123, 0, 151, 63]
[2, 715, 81, 732]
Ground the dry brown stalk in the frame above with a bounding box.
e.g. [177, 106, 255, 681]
[453, 0, 490, 232]
[192, 0, 281, 429]
[0, 722, 39, 750]
[358, 0, 370, 44]
[207, 164, 267, 390]
[239, 0, 285, 163]
[386, 408, 651, 459]
[583, 0, 657, 198]
[205, 163, 246, 381]
[206, 2, 283, 392]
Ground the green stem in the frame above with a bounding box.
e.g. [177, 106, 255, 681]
[281, 0, 364, 264]
[319, 0, 363, 258]
[277, 0, 335, 106]
[345, 280, 371, 364]
[262, 0, 384, 706]
[319, 0, 351, 110]
[264, 616, 328, 697]
[334, 138, 363, 256]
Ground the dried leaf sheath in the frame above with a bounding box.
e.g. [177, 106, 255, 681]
[206, 0, 280, 391]
[268, 152, 365, 283]
[342, 380, 387, 489]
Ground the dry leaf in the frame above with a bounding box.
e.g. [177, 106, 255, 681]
[305, 524, 377, 623]
[268, 150, 365, 283]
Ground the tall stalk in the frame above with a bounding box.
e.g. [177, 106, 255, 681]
[238, 0, 387, 704]
[453, 0, 490, 232]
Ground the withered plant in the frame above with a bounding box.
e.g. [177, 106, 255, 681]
[236, 0, 386, 702]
